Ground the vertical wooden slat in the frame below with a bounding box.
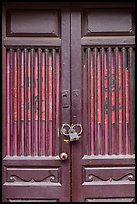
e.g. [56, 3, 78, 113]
[38, 48, 42, 156]
[20, 50, 25, 155]
[49, 51, 53, 156]
[45, 49, 49, 156]
[111, 50, 116, 154]
[41, 50, 46, 156]
[115, 47, 119, 155]
[108, 47, 112, 155]
[104, 50, 108, 155]
[122, 47, 126, 155]
[24, 48, 28, 156]
[27, 50, 31, 156]
[125, 49, 129, 154]
[6, 51, 10, 156]
[87, 48, 91, 154]
[118, 50, 123, 154]
[31, 48, 34, 156]
[83, 48, 88, 155]
[90, 50, 94, 155]
[17, 49, 21, 156]
[52, 49, 56, 156]
[56, 50, 60, 156]
[34, 51, 39, 156]
[10, 49, 13, 156]
[101, 48, 105, 155]
[13, 50, 18, 156]
[97, 50, 102, 154]
[94, 48, 98, 155]
[132, 48, 135, 154]
[129, 47, 134, 154]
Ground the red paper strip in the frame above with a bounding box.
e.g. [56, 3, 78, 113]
[34, 52, 38, 120]
[104, 52, 108, 123]
[34, 52, 39, 155]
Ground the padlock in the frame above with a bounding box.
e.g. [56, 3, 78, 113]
[68, 128, 81, 141]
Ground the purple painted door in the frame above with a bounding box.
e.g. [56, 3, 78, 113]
[2, 3, 71, 202]
[70, 4, 135, 202]
[2, 2, 135, 202]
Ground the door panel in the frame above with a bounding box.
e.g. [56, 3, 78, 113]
[2, 3, 71, 202]
[71, 6, 135, 202]
[2, 2, 135, 202]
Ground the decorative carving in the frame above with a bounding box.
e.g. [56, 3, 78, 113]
[86, 173, 135, 182]
[7, 167, 60, 184]
[9, 175, 57, 183]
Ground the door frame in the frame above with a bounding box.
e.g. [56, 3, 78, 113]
[2, 2, 135, 202]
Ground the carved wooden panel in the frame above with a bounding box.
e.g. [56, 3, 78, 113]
[82, 9, 134, 36]
[6, 10, 60, 37]
[83, 166, 135, 184]
[6, 167, 60, 184]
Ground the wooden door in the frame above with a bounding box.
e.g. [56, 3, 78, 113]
[70, 3, 135, 202]
[2, 2, 135, 202]
[2, 2, 71, 202]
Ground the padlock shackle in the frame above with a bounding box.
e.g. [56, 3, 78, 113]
[71, 124, 83, 135]
[60, 123, 82, 136]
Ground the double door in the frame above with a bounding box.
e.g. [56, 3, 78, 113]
[2, 2, 135, 202]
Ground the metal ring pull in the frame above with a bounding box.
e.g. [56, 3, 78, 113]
[60, 123, 82, 136]
[71, 124, 83, 135]
[60, 123, 71, 136]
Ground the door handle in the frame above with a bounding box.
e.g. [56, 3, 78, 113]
[60, 123, 82, 142]
[60, 152, 68, 160]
